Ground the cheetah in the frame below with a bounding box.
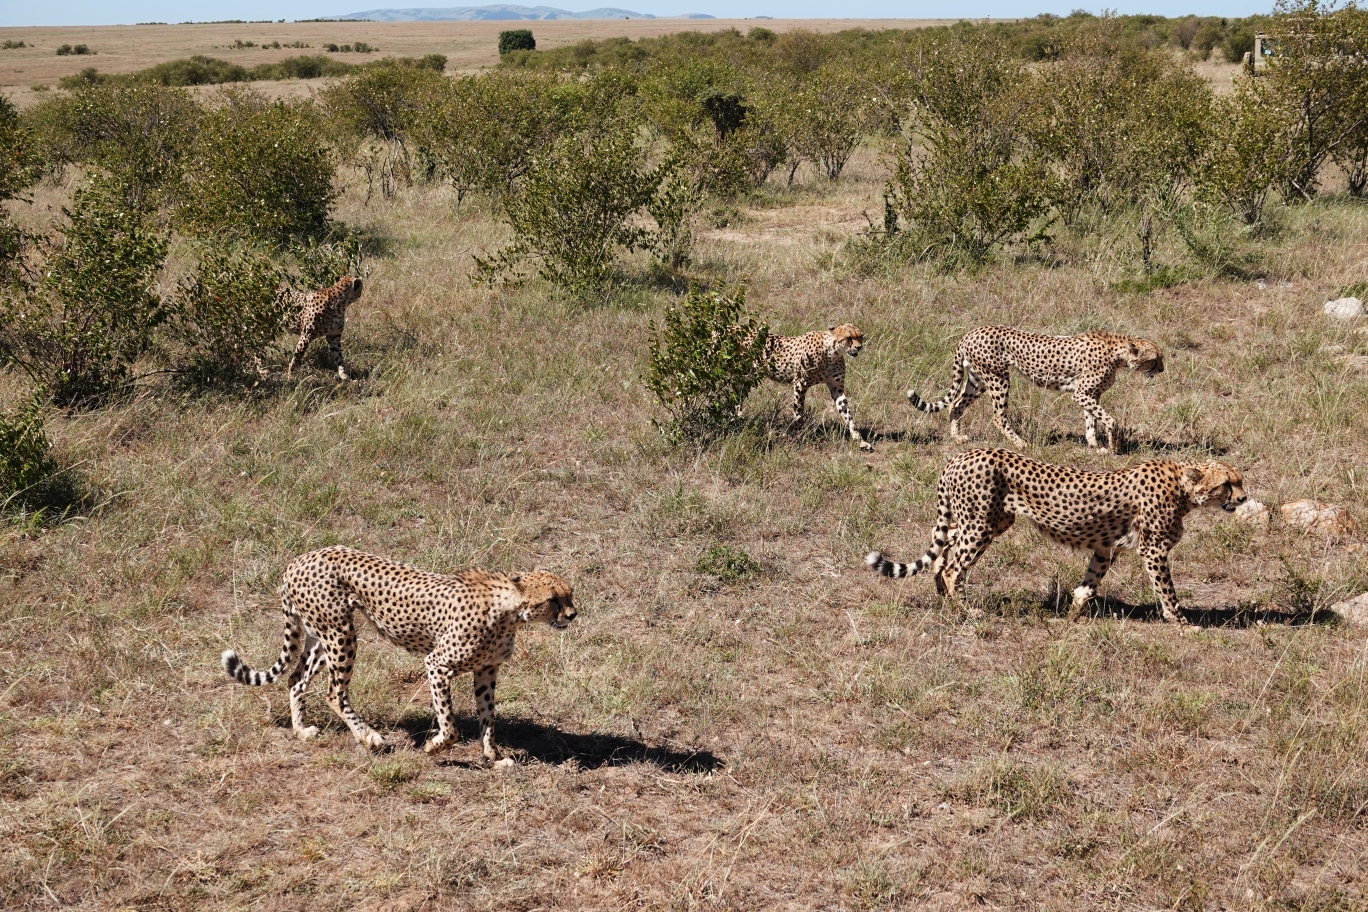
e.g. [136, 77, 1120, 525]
[908, 326, 1164, 452]
[284, 276, 363, 380]
[221, 546, 575, 763]
[865, 448, 1246, 625]
[758, 323, 872, 451]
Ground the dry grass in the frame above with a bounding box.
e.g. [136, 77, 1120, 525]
[2, 135, 1367, 909]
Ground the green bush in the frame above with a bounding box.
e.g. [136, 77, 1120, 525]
[25, 82, 199, 209]
[696, 543, 759, 583]
[322, 62, 447, 198]
[138, 55, 248, 86]
[1195, 90, 1295, 224]
[474, 122, 662, 298]
[498, 30, 536, 55]
[168, 242, 292, 379]
[0, 176, 169, 406]
[1025, 32, 1213, 214]
[177, 89, 337, 247]
[0, 395, 76, 516]
[785, 64, 869, 181]
[0, 96, 39, 285]
[884, 34, 1057, 265]
[645, 283, 767, 443]
[417, 70, 571, 200]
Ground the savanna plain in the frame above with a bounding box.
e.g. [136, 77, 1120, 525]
[2, 18, 1368, 912]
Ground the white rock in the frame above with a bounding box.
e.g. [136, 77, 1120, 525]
[1324, 297, 1365, 319]
[1234, 499, 1270, 526]
[1280, 500, 1360, 539]
[1330, 592, 1368, 627]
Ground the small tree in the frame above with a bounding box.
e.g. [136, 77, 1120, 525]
[474, 123, 662, 298]
[646, 283, 768, 443]
[0, 176, 169, 406]
[24, 83, 200, 210]
[177, 88, 336, 247]
[0, 96, 39, 286]
[884, 34, 1057, 265]
[498, 30, 536, 55]
[168, 242, 292, 379]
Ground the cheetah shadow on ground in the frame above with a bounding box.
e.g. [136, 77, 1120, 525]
[985, 589, 1334, 628]
[395, 714, 724, 772]
[1037, 430, 1230, 458]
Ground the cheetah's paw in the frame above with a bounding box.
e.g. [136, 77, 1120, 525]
[296, 725, 320, 742]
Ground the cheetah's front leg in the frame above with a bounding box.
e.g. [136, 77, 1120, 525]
[319, 627, 386, 750]
[1071, 390, 1118, 451]
[473, 664, 512, 765]
[826, 378, 872, 451]
[1140, 541, 1191, 626]
[286, 323, 316, 380]
[422, 653, 458, 755]
[1071, 551, 1115, 619]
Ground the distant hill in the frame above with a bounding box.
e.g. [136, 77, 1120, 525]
[330, 5, 715, 20]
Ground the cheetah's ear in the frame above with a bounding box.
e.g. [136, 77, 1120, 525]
[351, 278, 363, 294]
[828, 324, 837, 332]
[509, 573, 521, 584]
[1180, 464, 1209, 503]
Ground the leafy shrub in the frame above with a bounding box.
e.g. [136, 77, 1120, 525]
[168, 242, 292, 379]
[474, 122, 662, 298]
[0, 176, 169, 406]
[1025, 31, 1213, 214]
[253, 54, 354, 79]
[1195, 90, 1294, 224]
[138, 55, 248, 86]
[25, 82, 199, 209]
[0, 96, 39, 283]
[884, 33, 1057, 265]
[322, 62, 447, 198]
[56, 44, 92, 56]
[645, 283, 767, 443]
[0, 395, 76, 516]
[417, 69, 571, 199]
[784, 63, 869, 181]
[1255, 4, 1368, 202]
[499, 30, 536, 55]
[2, 40, 27, 50]
[57, 67, 107, 89]
[696, 543, 759, 583]
[177, 88, 337, 247]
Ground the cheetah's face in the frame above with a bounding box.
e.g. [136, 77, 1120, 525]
[1126, 338, 1165, 378]
[515, 572, 577, 630]
[1180, 462, 1247, 512]
[829, 324, 864, 358]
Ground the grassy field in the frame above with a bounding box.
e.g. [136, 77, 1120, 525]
[2, 89, 1368, 911]
[0, 18, 956, 110]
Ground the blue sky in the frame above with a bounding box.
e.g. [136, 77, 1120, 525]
[0, 1, 1274, 29]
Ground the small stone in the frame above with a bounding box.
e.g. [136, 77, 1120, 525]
[1324, 296, 1365, 319]
[1280, 500, 1360, 539]
[1234, 499, 1270, 526]
[1330, 592, 1368, 627]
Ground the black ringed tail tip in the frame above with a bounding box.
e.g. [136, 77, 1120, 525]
[222, 650, 243, 678]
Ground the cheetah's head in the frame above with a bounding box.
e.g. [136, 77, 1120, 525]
[1180, 462, 1247, 512]
[1124, 337, 1164, 378]
[513, 571, 576, 630]
[339, 276, 363, 301]
[829, 324, 864, 358]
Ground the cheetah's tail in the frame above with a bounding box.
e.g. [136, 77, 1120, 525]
[908, 356, 968, 413]
[866, 491, 953, 579]
[222, 597, 304, 687]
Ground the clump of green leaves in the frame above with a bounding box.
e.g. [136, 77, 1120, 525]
[646, 283, 767, 443]
[498, 30, 536, 55]
[0, 176, 169, 406]
[168, 243, 291, 380]
[177, 88, 336, 248]
[474, 121, 662, 298]
[883, 33, 1057, 266]
[696, 543, 759, 584]
[0, 395, 74, 516]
